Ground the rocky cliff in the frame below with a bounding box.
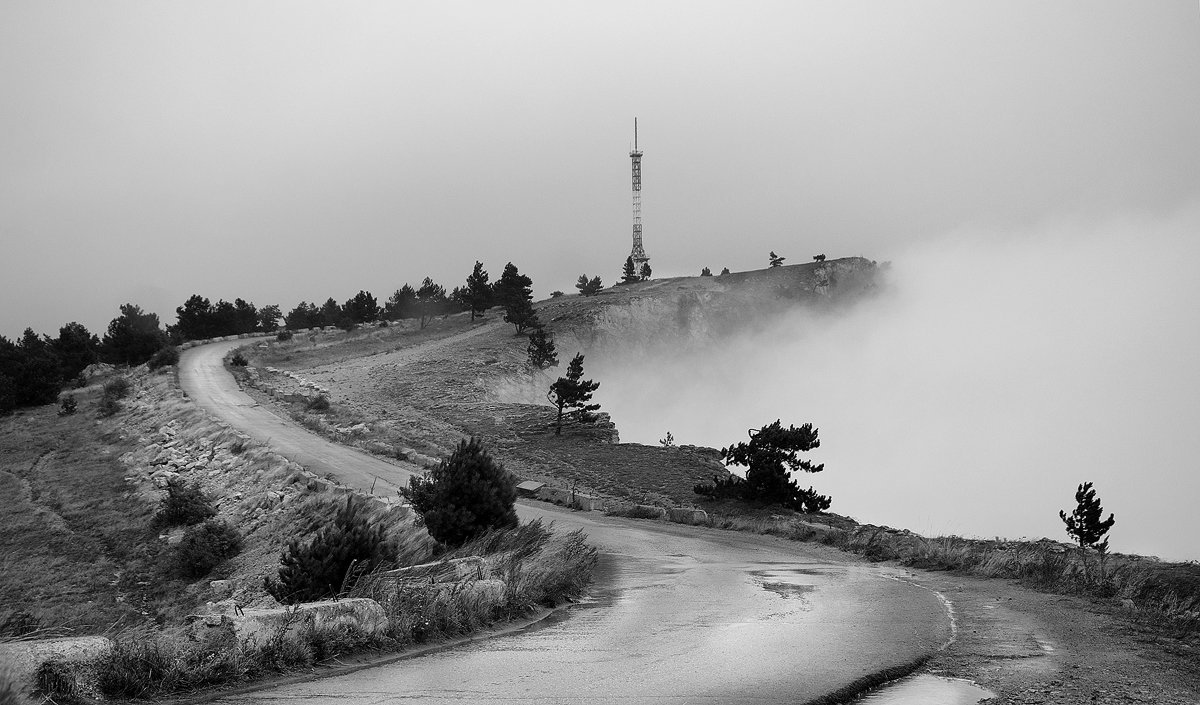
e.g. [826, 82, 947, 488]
[539, 257, 880, 355]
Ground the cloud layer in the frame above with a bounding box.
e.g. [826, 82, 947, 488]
[596, 203, 1200, 561]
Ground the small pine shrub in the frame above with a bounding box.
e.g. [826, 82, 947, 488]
[307, 395, 330, 412]
[399, 437, 519, 547]
[174, 520, 242, 578]
[57, 395, 77, 416]
[157, 478, 217, 527]
[276, 330, 294, 341]
[229, 352, 248, 367]
[265, 496, 395, 604]
[96, 395, 121, 418]
[550, 290, 564, 298]
[103, 377, 131, 400]
[147, 346, 180, 370]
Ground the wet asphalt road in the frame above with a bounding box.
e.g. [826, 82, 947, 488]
[179, 340, 950, 704]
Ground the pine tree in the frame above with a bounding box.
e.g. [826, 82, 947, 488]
[493, 262, 533, 310]
[494, 263, 538, 334]
[640, 262, 652, 280]
[265, 496, 394, 604]
[547, 353, 601, 435]
[695, 420, 831, 513]
[416, 277, 447, 329]
[100, 304, 167, 366]
[700, 267, 712, 277]
[527, 328, 558, 368]
[399, 438, 519, 546]
[1060, 482, 1116, 583]
[621, 256, 639, 284]
[284, 301, 322, 330]
[769, 251, 785, 267]
[504, 298, 541, 334]
[343, 290, 379, 324]
[318, 298, 350, 329]
[257, 304, 282, 333]
[464, 261, 493, 321]
[576, 275, 603, 297]
[720, 267, 730, 275]
[384, 285, 418, 320]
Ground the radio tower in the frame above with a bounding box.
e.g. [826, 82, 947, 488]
[629, 118, 649, 273]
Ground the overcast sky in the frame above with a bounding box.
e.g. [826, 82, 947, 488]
[3, 3, 1199, 557]
[3, 1, 1198, 337]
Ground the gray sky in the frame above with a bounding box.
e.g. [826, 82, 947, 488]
[3, 3, 1199, 558]
[3, 2, 1198, 337]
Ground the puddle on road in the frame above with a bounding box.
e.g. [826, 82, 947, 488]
[851, 674, 994, 704]
[758, 581, 815, 599]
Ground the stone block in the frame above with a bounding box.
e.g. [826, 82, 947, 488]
[668, 507, 709, 524]
[198, 598, 388, 647]
[0, 636, 111, 691]
[634, 505, 669, 519]
[572, 494, 604, 512]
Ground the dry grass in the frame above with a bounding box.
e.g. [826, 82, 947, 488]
[0, 382, 188, 636]
[352, 519, 598, 647]
[88, 519, 597, 700]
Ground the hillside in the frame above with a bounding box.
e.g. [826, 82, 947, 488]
[238, 259, 881, 508]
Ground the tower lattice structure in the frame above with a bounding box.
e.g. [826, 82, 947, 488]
[629, 118, 649, 270]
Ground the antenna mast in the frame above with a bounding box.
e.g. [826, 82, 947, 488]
[629, 118, 649, 274]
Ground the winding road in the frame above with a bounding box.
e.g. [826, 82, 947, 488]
[180, 339, 951, 704]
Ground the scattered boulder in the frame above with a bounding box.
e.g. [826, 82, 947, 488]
[667, 507, 708, 525]
[0, 636, 111, 693]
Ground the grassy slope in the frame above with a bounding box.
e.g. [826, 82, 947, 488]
[245, 314, 729, 507]
[0, 385, 181, 635]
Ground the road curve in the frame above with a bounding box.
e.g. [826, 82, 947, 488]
[179, 339, 422, 496]
[180, 339, 950, 704]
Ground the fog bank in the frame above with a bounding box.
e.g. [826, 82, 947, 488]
[594, 204, 1200, 561]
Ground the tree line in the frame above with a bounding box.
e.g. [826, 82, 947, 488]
[0, 260, 549, 415]
[0, 305, 166, 413]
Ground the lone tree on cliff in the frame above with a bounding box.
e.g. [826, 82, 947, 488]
[695, 420, 831, 513]
[769, 251, 785, 267]
[1060, 482, 1116, 583]
[547, 353, 600, 435]
[400, 438, 519, 546]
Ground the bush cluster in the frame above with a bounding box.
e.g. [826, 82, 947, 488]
[400, 438, 518, 547]
[157, 478, 217, 527]
[96, 376, 132, 417]
[174, 520, 243, 578]
[265, 496, 395, 604]
[147, 346, 180, 370]
[229, 351, 248, 367]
